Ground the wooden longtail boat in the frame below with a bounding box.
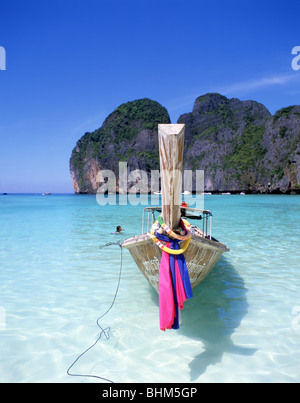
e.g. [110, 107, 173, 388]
[122, 124, 229, 292]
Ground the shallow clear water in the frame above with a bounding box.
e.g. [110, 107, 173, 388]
[0, 193, 299, 383]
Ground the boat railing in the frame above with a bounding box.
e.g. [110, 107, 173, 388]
[142, 206, 213, 240]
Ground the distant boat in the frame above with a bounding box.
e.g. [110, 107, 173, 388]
[153, 191, 161, 195]
[182, 190, 191, 195]
[42, 193, 51, 195]
[201, 192, 212, 195]
[222, 192, 231, 195]
[122, 124, 229, 293]
[240, 192, 245, 195]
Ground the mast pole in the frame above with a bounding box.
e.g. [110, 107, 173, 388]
[158, 124, 185, 230]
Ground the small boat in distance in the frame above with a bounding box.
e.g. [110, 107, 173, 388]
[122, 124, 229, 292]
[42, 193, 52, 195]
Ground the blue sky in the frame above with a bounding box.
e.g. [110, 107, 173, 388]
[0, 0, 300, 193]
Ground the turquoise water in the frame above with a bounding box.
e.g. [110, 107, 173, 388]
[0, 193, 299, 383]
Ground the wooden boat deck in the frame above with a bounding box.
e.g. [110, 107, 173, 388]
[122, 229, 229, 292]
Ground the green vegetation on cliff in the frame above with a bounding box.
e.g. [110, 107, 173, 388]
[223, 124, 266, 172]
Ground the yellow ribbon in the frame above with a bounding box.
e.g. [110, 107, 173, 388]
[149, 228, 192, 255]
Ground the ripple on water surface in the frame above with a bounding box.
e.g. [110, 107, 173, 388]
[0, 194, 299, 382]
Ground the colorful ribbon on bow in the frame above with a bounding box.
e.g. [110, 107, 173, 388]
[154, 230, 193, 331]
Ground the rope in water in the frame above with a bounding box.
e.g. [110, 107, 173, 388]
[66, 239, 124, 383]
[67, 217, 191, 379]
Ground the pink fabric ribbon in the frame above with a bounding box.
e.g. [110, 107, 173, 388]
[158, 240, 191, 331]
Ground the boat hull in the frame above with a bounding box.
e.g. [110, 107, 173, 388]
[122, 231, 229, 292]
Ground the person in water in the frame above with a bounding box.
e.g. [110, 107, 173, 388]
[115, 226, 124, 233]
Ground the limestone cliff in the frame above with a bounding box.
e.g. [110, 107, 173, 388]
[70, 98, 170, 193]
[178, 94, 300, 193]
[70, 94, 300, 194]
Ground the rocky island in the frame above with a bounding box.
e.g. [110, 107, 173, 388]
[70, 94, 300, 194]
